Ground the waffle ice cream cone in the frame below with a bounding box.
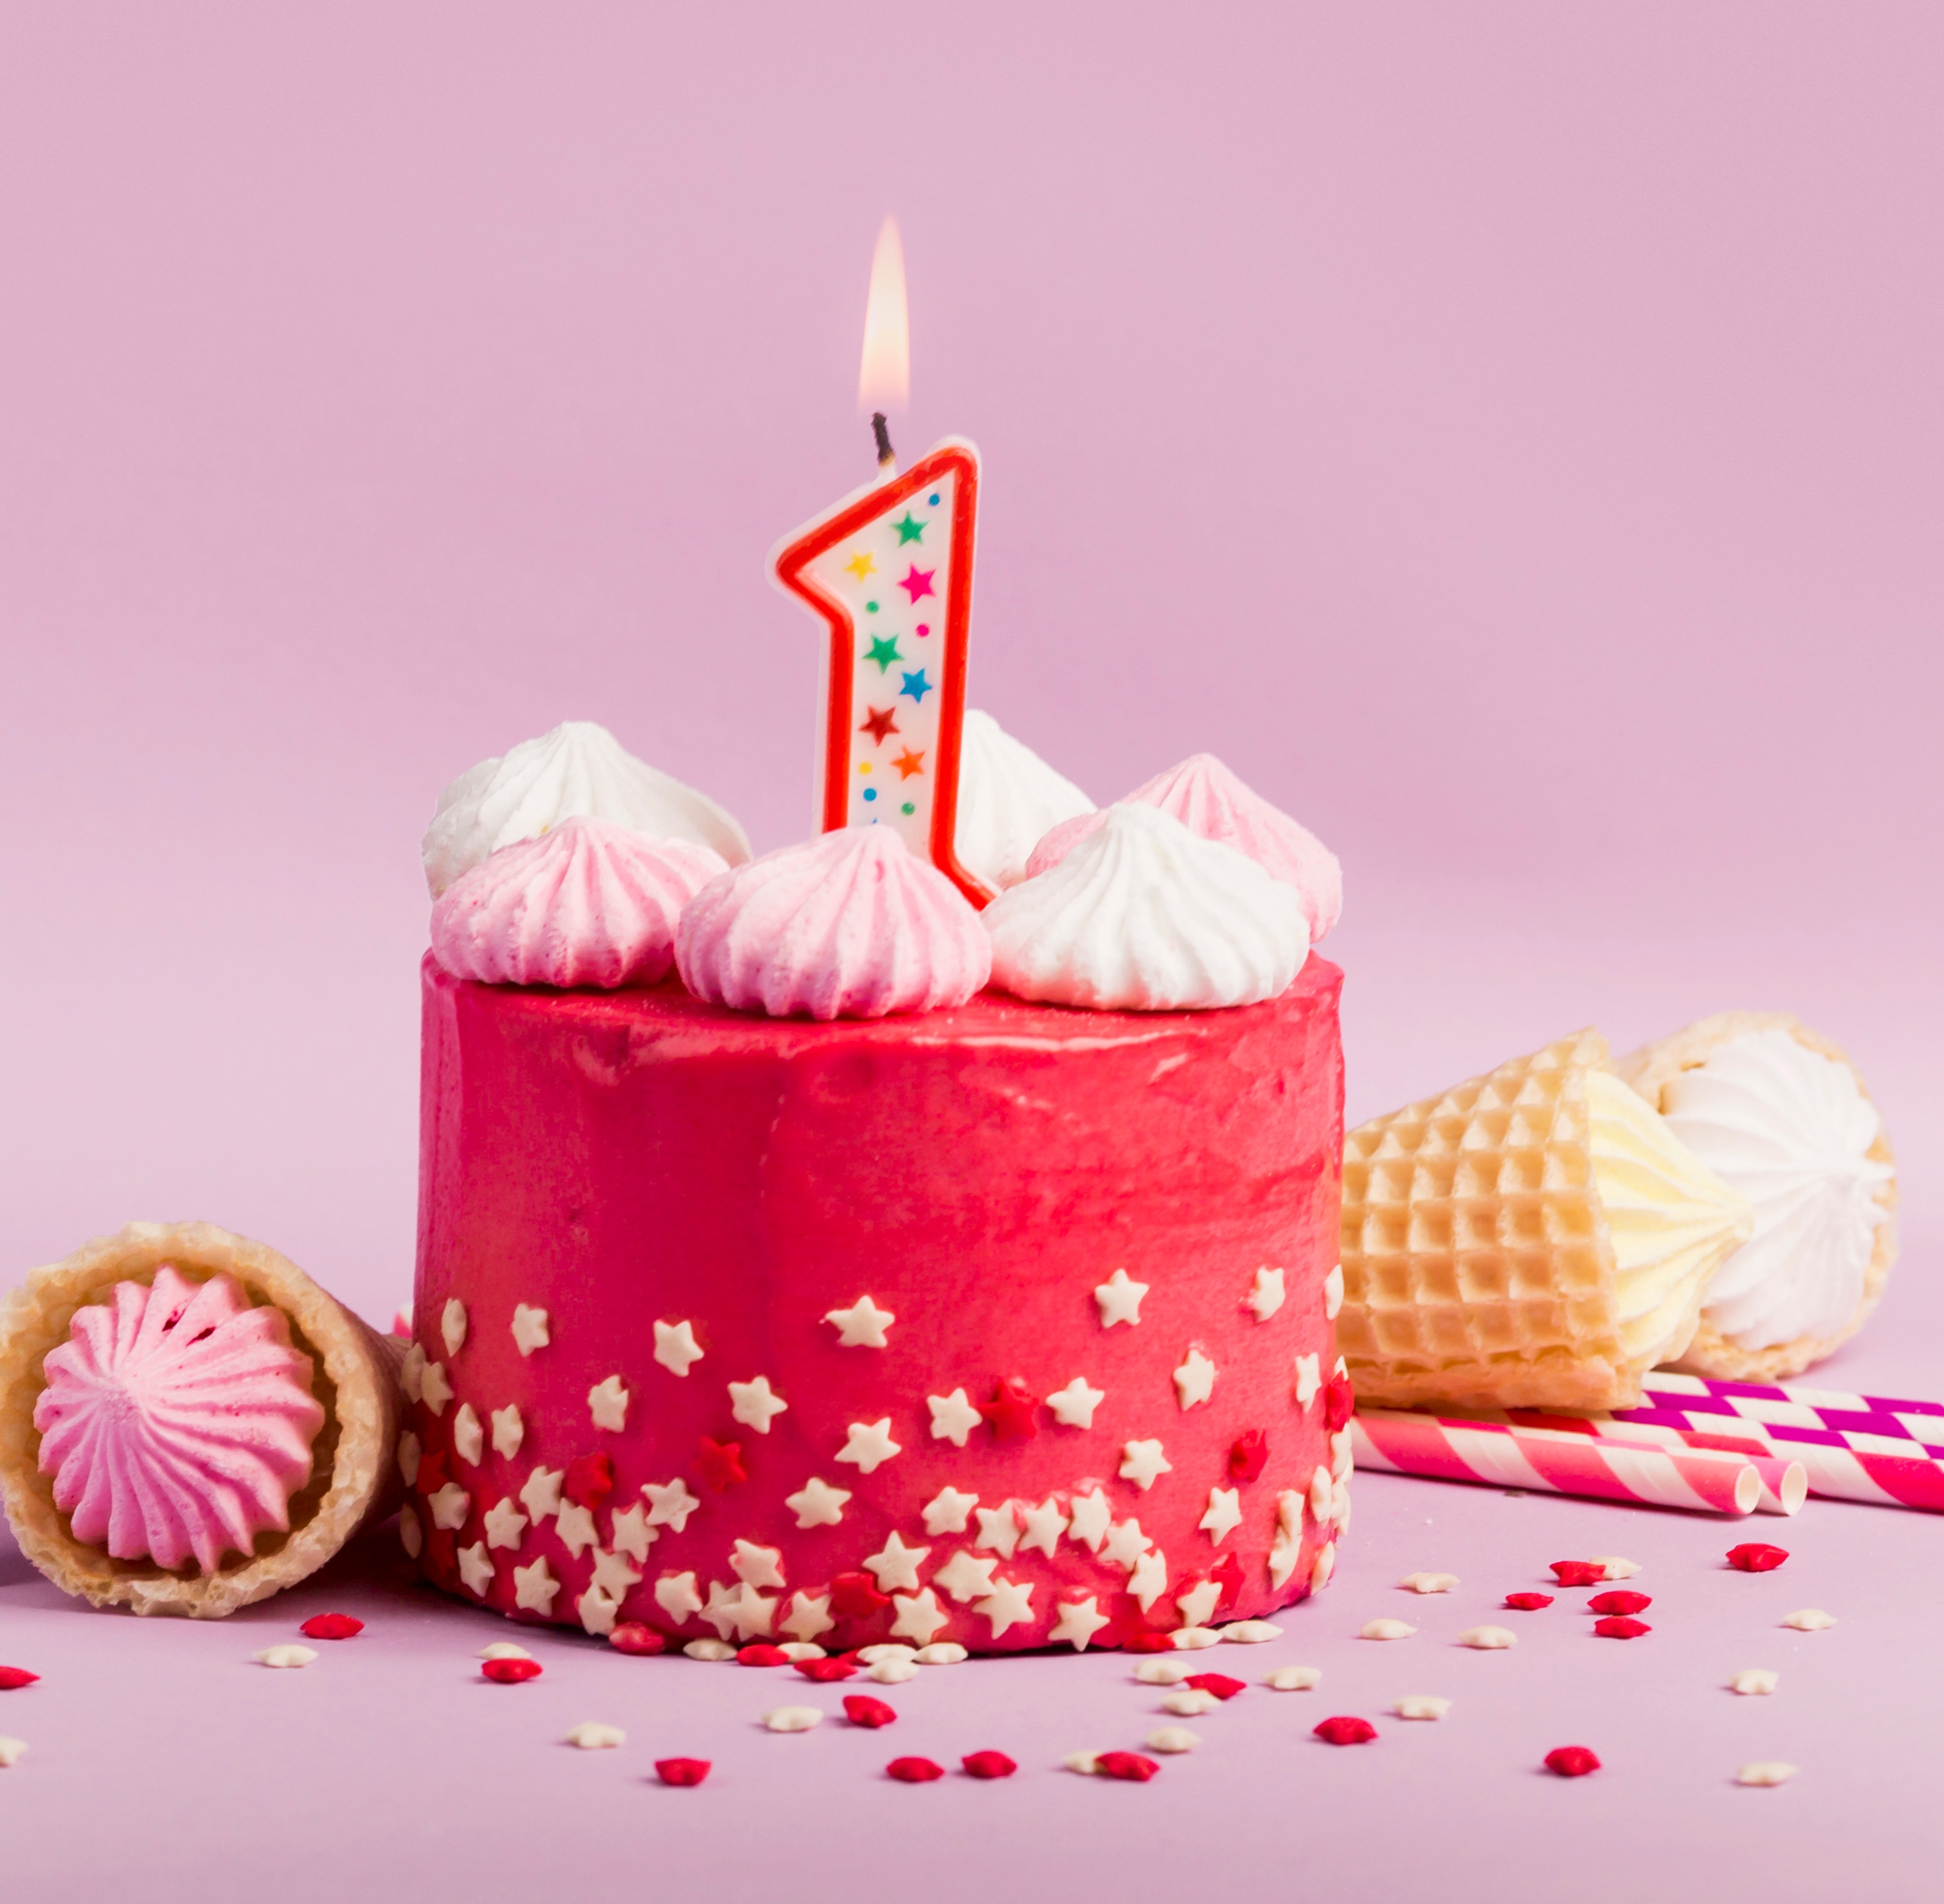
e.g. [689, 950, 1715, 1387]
[0, 1221, 404, 1617]
[1339, 1031, 1755, 1412]
[1619, 1013, 1897, 1383]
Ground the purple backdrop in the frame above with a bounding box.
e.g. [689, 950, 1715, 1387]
[1, 6, 1939, 1898]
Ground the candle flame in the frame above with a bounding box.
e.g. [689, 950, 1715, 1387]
[857, 216, 909, 413]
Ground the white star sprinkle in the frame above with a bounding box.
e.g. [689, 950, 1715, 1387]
[1332, 1426, 1354, 1482]
[399, 1344, 426, 1403]
[590, 1547, 643, 1599]
[974, 1502, 1022, 1559]
[578, 1585, 621, 1636]
[420, 1360, 452, 1416]
[1247, 1266, 1286, 1321]
[1200, 1488, 1243, 1545]
[925, 1389, 982, 1447]
[1736, 1762, 1798, 1788]
[429, 1482, 470, 1531]
[1120, 1438, 1173, 1491]
[1101, 1518, 1152, 1569]
[653, 1319, 704, 1377]
[890, 1587, 950, 1646]
[1311, 1541, 1336, 1591]
[254, 1645, 318, 1669]
[397, 1432, 420, 1488]
[490, 1405, 524, 1460]
[441, 1298, 469, 1358]
[483, 1497, 529, 1551]
[1399, 1572, 1458, 1595]
[728, 1375, 789, 1434]
[1394, 1695, 1450, 1722]
[824, 1295, 895, 1348]
[555, 1502, 598, 1559]
[654, 1571, 703, 1623]
[932, 1550, 1000, 1604]
[1128, 1548, 1168, 1612]
[565, 1722, 625, 1749]
[519, 1466, 563, 1523]
[1731, 1669, 1780, 1696]
[1017, 1498, 1067, 1559]
[608, 1502, 655, 1563]
[642, 1477, 700, 1532]
[1266, 1665, 1323, 1691]
[835, 1418, 901, 1474]
[1783, 1609, 1836, 1631]
[511, 1303, 550, 1355]
[703, 1579, 775, 1642]
[922, 1486, 979, 1535]
[973, 1575, 1035, 1640]
[1309, 1465, 1334, 1523]
[1066, 1489, 1111, 1552]
[1049, 1596, 1113, 1651]
[1293, 1353, 1321, 1408]
[1045, 1376, 1106, 1429]
[781, 1592, 835, 1642]
[588, 1375, 630, 1430]
[1323, 1264, 1343, 1319]
[784, 1475, 851, 1529]
[1361, 1618, 1416, 1642]
[1094, 1268, 1149, 1329]
[457, 1541, 494, 1597]
[1269, 1531, 1300, 1590]
[732, 1541, 787, 1590]
[513, 1557, 558, 1615]
[452, 1403, 483, 1466]
[864, 1531, 930, 1593]
[1173, 1348, 1216, 1411]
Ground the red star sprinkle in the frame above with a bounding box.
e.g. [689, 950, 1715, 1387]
[1504, 1593, 1554, 1611]
[1210, 1550, 1246, 1607]
[416, 1449, 450, 1496]
[1727, 1543, 1789, 1573]
[1593, 1617, 1651, 1640]
[0, 1667, 40, 1690]
[1551, 1561, 1607, 1587]
[564, 1452, 615, 1509]
[1588, 1591, 1651, 1617]
[482, 1658, 543, 1684]
[843, 1695, 897, 1728]
[1124, 1633, 1174, 1654]
[298, 1613, 363, 1641]
[1545, 1745, 1601, 1778]
[1228, 1429, 1269, 1483]
[1313, 1717, 1377, 1745]
[1323, 1375, 1356, 1432]
[737, 1645, 789, 1667]
[963, 1751, 1017, 1779]
[888, 1756, 945, 1783]
[797, 1656, 859, 1683]
[977, 1378, 1040, 1443]
[830, 1572, 890, 1618]
[697, 1437, 746, 1490]
[655, 1758, 711, 1787]
[609, 1624, 666, 1656]
[1184, 1673, 1246, 1701]
[1097, 1751, 1161, 1781]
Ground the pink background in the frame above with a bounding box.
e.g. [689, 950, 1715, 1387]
[1, 6, 1939, 1898]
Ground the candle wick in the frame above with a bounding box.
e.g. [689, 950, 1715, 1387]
[871, 411, 897, 474]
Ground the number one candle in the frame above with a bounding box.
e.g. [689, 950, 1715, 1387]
[770, 217, 991, 907]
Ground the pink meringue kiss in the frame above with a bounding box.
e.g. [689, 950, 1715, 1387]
[33, 1265, 326, 1575]
[1026, 754, 1342, 939]
[429, 815, 728, 990]
[676, 826, 991, 1020]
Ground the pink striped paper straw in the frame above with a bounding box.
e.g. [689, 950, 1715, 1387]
[1352, 1409, 1807, 1516]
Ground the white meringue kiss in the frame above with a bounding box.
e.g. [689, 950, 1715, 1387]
[954, 709, 1094, 893]
[422, 720, 750, 897]
[431, 817, 727, 990]
[676, 827, 990, 1020]
[1027, 753, 1341, 940]
[985, 803, 1309, 1011]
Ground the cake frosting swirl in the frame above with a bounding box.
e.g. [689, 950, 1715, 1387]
[984, 802, 1309, 1011]
[422, 720, 750, 897]
[676, 826, 991, 1019]
[953, 708, 1094, 892]
[431, 817, 727, 990]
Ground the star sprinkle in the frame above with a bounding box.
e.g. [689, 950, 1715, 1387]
[973, 1576, 1035, 1639]
[1210, 1550, 1246, 1608]
[864, 634, 904, 674]
[254, 1645, 318, 1669]
[728, 1541, 786, 1590]
[859, 705, 899, 744]
[836, 1419, 901, 1474]
[483, 1497, 529, 1551]
[1782, 1609, 1836, 1631]
[519, 1465, 563, 1523]
[1045, 1376, 1105, 1429]
[1049, 1596, 1113, 1651]
[1266, 1665, 1323, 1691]
[974, 1503, 1022, 1559]
[1458, 1626, 1517, 1650]
[891, 665, 932, 707]
[763, 1706, 822, 1735]
[490, 1405, 524, 1460]
[728, 1375, 789, 1434]
[1323, 1264, 1344, 1318]
[1247, 1266, 1286, 1321]
[429, 1482, 470, 1532]
[891, 511, 926, 545]
[1121, 1439, 1173, 1491]
[978, 1378, 1040, 1442]
[453, 1538, 494, 1595]
[420, 1360, 452, 1416]
[1293, 1353, 1321, 1409]
[780, 1593, 834, 1643]
[587, 1375, 630, 1431]
[1173, 1349, 1216, 1411]
[590, 1547, 642, 1599]
[826, 1296, 895, 1348]
[655, 1572, 703, 1622]
[1200, 1488, 1243, 1545]
[440, 1298, 468, 1358]
[1728, 1543, 1790, 1573]
[704, 1580, 775, 1642]
[1128, 1550, 1168, 1612]
[608, 1502, 654, 1563]
[1737, 1761, 1798, 1787]
[1176, 1579, 1222, 1628]
[784, 1476, 851, 1529]
[1094, 1269, 1148, 1328]
[890, 746, 925, 782]
[1311, 1540, 1337, 1592]
[1067, 1489, 1111, 1552]
[565, 1722, 626, 1750]
[926, 1389, 981, 1447]
[922, 1486, 979, 1534]
[642, 1477, 701, 1532]
[1361, 1618, 1416, 1641]
[0, 1739, 28, 1767]
[1101, 1519, 1152, 1570]
[653, 1320, 703, 1377]
[451, 1403, 483, 1466]
[698, 1437, 746, 1489]
[513, 1557, 558, 1616]
[864, 1532, 929, 1593]
[1017, 1498, 1067, 1558]
[845, 550, 878, 579]
[511, 1304, 550, 1356]
[890, 1588, 950, 1646]
[933, 1550, 1000, 1604]
[897, 564, 936, 604]
[555, 1502, 598, 1559]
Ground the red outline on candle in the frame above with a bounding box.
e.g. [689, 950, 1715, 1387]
[769, 438, 991, 908]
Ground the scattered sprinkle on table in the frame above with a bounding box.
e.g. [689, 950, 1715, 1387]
[1588, 1591, 1651, 1616]
[1171, 1627, 1221, 1650]
[1097, 1751, 1161, 1781]
[1504, 1593, 1554, 1611]
[914, 1643, 967, 1665]
[1782, 1609, 1836, 1631]
[565, 1723, 625, 1749]
[1393, 1696, 1451, 1721]
[1728, 1543, 1789, 1573]
[763, 1706, 823, 1733]
[1737, 1762, 1798, 1787]
[1593, 1617, 1651, 1640]
[857, 1644, 915, 1665]
[1359, 1619, 1416, 1641]
[738, 1645, 789, 1667]
[299, 1614, 363, 1641]
[608, 1624, 666, 1656]
[1458, 1627, 1517, 1650]
[1221, 1620, 1282, 1643]
[1730, 1670, 1780, 1695]
[1398, 1572, 1459, 1594]
[796, 1656, 857, 1682]
[843, 1695, 897, 1728]
[1146, 1726, 1201, 1753]
[655, 1758, 710, 1787]
[0, 1668, 39, 1691]
[0, 1738, 26, 1768]
[868, 1659, 919, 1683]
[1551, 1561, 1607, 1587]
[1162, 1688, 1220, 1717]
[483, 1658, 542, 1684]
[962, 1751, 1016, 1779]
[479, 1643, 533, 1661]
[1545, 1745, 1600, 1777]
[1065, 1751, 1105, 1774]
[1135, 1658, 1191, 1685]
[1183, 1672, 1246, 1701]
[1590, 1557, 1642, 1580]
[886, 1756, 944, 1782]
[778, 1643, 826, 1661]
[1265, 1665, 1322, 1691]
[685, 1639, 736, 1661]
[1314, 1716, 1377, 1745]
[253, 1646, 318, 1669]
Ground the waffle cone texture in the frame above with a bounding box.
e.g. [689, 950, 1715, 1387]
[0, 1221, 404, 1617]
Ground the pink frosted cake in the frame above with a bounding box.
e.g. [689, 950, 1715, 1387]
[400, 720, 1350, 1652]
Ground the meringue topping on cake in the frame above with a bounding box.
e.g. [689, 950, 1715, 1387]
[422, 719, 750, 896]
[430, 816, 726, 990]
[1026, 754, 1341, 941]
[985, 803, 1309, 1011]
[676, 826, 991, 1020]
[954, 709, 1095, 892]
